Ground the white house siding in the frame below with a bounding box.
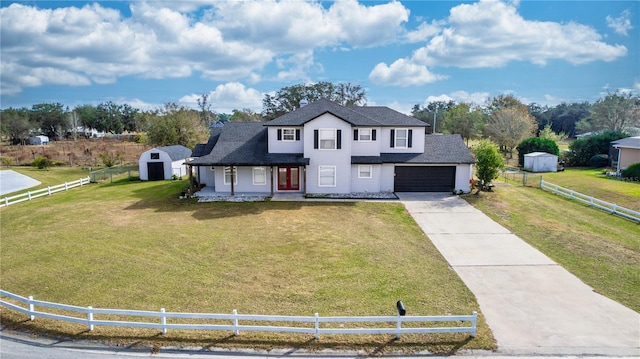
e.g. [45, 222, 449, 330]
[304, 114, 352, 194]
[454, 164, 473, 193]
[212, 166, 272, 193]
[197, 166, 216, 188]
[351, 127, 381, 156]
[267, 127, 304, 153]
[380, 164, 396, 192]
[350, 164, 382, 192]
[378, 127, 425, 154]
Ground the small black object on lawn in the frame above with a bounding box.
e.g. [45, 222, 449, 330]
[396, 300, 406, 316]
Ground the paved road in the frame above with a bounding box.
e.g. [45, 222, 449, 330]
[397, 193, 640, 356]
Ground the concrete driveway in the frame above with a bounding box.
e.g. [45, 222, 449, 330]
[397, 193, 640, 356]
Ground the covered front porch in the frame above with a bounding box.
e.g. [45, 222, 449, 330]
[192, 186, 305, 202]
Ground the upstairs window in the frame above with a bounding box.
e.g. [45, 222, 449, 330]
[390, 129, 413, 149]
[314, 129, 342, 150]
[353, 129, 376, 142]
[277, 128, 300, 141]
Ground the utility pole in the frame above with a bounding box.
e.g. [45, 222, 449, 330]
[433, 108, 437, 134]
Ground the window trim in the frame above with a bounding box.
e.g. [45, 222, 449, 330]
[358, 128, 372, 142]
[252, 166, 267, 185]
[318, 165, 336, 187]
[394, 128, 408, 149]
[358, 165, 373, 179]
[223, 166, 238, 185]
[318, 128, 337, 150]
[282, 128, 296, 142]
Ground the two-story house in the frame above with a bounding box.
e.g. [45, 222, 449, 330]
[188, 98, 475, 195]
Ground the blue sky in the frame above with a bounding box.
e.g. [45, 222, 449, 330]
[1, 0, 638, 114]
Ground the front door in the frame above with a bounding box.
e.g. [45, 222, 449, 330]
[278, 166, 299, 190]
[147, 162, 165, 181]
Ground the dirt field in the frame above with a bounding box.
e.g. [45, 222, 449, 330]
[0, 138, 152, 168]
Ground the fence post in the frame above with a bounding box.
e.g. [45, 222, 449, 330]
[65, 182, 69, 191]
[471, 311, 477, 338]
[161, 308, 167, 334]
[4, 197, 8, 206]
[87, 306, 94, 331]
[314, 313, 319, 340]
[233, 309, 239, 336]
[28, 296, 35, 321]
[28, 191, 32, 201]
[396, 313, 402, 339]
[48, 186, 52, 195]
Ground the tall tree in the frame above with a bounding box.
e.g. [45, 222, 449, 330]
[1, 108, 33, 144]
[576, 92, 640, 133]
[262, 82, 366, 120]
[484, 107, 537, 158]
[411, 100, 454, 133]
[442, 102, 483, 144]
[30, 103, 67, 139]
[229, 108, 263, 122]
[96, 101, 124, 133]
[75, 104, 99, 132]
[143, 103, 209, 149]
[197, 93, 217, 126]
[472, 140, 505, 192]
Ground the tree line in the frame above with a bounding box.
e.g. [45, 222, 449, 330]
[1, 83, 637, 154]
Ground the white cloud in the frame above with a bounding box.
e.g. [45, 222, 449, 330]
[405, 21, 442, 43]
[369, 59, 447, 86]
[0, 1, 413, 94]
[413, 0, 628, 68]
[425, 91, 489, 106]
[178, 82, 264, 114]
[606, 9, 633, 36]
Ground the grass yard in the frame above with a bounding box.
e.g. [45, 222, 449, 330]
[464, 184, 640, 313]
[540, 168, 640, 211]
[0, 174, 495, 354]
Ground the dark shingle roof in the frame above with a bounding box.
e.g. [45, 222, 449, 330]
[188, 122, 308, 166]
[191, 128, 222, 157]
[157, 145, 192, 161]
[352, 134, 475, 164]
[264, 98, 427, 127]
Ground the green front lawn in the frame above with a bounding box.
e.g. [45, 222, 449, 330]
[1, 177, 495, 353]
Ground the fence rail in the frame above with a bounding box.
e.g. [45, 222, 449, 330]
[0, 177, 90, 208]
[540, 180, 640, 223]
[0, 290, 477, 339]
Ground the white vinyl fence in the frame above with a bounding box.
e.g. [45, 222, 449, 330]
[0, 177, 90, 208]
[540, 180, 640, 223]
[0, 290, 477, 339]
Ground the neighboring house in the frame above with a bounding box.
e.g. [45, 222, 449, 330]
[523, 152, 558, 172]
[611, 136, 640, 174]
[188, 99, 475, 195]
[27, 135, 50, 145]
[139, 145, 192, 181]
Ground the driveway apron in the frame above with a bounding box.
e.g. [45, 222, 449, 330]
[397, 192, 640, 356]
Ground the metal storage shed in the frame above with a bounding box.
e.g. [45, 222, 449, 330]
[524, 152, 558, 173]
[139, 145, 192, 181]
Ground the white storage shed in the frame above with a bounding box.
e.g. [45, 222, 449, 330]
[27, 135, 50, 145]
[139, 145, 192, 181]
[524, 152, 558, 173]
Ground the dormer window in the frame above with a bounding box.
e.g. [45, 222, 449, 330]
[354, 128, 376, 142]
[390, 129, 413, 149]
[277, 128, 300, 141]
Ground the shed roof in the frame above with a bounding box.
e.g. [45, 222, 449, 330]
[156, 145, 192, 161]
[524, 152, 557, 157]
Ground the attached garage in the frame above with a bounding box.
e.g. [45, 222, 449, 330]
[394, 166, 456, 192]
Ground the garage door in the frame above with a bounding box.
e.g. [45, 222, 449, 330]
[147, 162, 165, 181]
[394, 166, 456, 192]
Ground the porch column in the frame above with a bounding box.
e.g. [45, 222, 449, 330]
[188, 163, 194, 196]
[230, 165, 235, 196]
[303, 166, 307, 194]
[270, 166, 274, 196]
